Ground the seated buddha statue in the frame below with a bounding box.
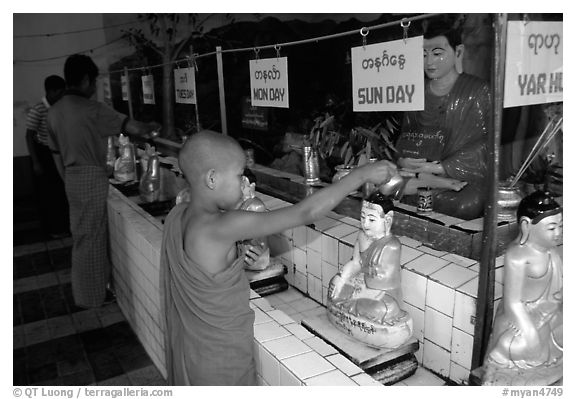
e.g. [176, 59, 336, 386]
[482, 190, 563, 386]
[327, 191, 413, 349]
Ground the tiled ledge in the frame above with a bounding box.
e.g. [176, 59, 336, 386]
[106, 185, 382, 386]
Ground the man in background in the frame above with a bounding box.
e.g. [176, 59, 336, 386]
[25, 75, 69, 238]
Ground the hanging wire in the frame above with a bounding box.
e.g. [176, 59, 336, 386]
[104, 13, 439, 75]
[14, 19, 141, 39]
[13, 36, 126, 63]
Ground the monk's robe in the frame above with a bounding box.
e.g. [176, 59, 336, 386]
[161, 203, 256, 385]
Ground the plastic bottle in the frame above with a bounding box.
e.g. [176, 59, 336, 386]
[139, 154, 161, 202]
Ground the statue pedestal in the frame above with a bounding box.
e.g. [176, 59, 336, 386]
[302, 313, 419, 385]
[246, 262, 288, 296]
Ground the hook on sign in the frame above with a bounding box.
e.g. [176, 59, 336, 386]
[360, 27, 369, 49]
[274, 44, 282, 60]
[253, 47, 260, 62]
[400, 19, 411, 44]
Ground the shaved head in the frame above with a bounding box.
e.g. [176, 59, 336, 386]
[179, 130, 245, 183]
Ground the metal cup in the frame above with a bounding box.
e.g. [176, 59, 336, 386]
[303, 145, 320, 185]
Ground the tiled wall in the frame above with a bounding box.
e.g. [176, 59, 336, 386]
[258, 193, 504, 385]
[107, 187, 382, 386]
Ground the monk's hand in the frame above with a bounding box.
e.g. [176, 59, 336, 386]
[147, 122, 162, 139]
[398, 157, 427, 170]
[361, 159, 398, 186]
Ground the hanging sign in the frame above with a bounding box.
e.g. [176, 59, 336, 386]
[249, 57, 289, 108]
[121, 74, 128, 101]
[504, 21, 562, 108]
[142, 74, 155, 104]
[174, 67, 197, 104]
[351, 36, 424, 112]
[102, 76, 112, 101]
[241, 97, 268, 130]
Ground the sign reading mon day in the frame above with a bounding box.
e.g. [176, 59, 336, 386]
[504, 21, 562, 108]
[352, 36, 424, 112]
[249, 57, 289, 108]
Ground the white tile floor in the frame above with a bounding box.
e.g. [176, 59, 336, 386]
[264, 286, 447, 386]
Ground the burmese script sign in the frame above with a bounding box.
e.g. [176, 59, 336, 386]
[241, 97, 268, 131]
[174, 67, 197, 104]
[352, 36, 424, 112]
[142, 74, 155, 105]
[121, 74, 128, 101]
[249, 57, 289, 108]
[504, 21, 563, 108]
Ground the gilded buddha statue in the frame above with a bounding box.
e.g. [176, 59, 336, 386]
[482, 190, 563, 386]
[327, 191, 413, 348]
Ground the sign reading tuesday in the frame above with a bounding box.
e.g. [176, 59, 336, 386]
[174, 67, 197, 105]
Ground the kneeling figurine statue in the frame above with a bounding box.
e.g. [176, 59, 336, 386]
[327, 191, 413, 348]
[482, 190, 563, 386]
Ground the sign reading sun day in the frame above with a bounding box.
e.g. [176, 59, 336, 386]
[352, 36, 424, 112]
[504, 21, 562, 108]
[142, 74, 155, 105]
[174, 67, 197, 104]
[249, 57, 289, 108]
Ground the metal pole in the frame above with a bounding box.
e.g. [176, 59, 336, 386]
[124, 66, 134, 119]
[215, 46, 228, 135]
[190, 45, 201, 133]
[471, 13, 508, 371]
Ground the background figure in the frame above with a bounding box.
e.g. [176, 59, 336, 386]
[47, 54, 160, 308]
[482, 191, 562, 386]
[25, 75, 69, 238]
[395, 18, 490, 220]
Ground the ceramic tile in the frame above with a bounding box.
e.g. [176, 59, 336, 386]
[340, 231, 358, 247]
[402, 302, 424, 342]
[281, 227, 293, 240]
[282, 351, 335, 380]
[351, 373, 382, 386]
[441, 253, 477, 268]
[457, 276, 478, 298]
[402, 366, 445, 386]
[451, 327, 474, 369]
[394, 202, 418, 213]
[301, 306, 327, 320]
[293, 225, 307, 249]
[401, 269, 428, 310]
[253, 342, 263, 376]
[494, 282, 504, 300]
[425, 279, 455, 316]
[495, 255, 505, 268]
[313, 218, 340, 232]
[322, 286, 329, 306]
[325, 354, 364, 376]
[423, 339, 451, 378]
[307, 227, 322, 253]
[418, 245, 448, 257]
[453, 291, 476, 335]
[449, 361, 471, 386]
[274, 303, 299, 316]
[321, 234, 339, 266]
[495, 267, 504, 285]
[249, 290, 261, 300]
[293, 247, 307, 275]
[293, 271, 308, 293]
[291, 296, 322, 313]
[340, 217, 361, 228]
[338, 242, 354, 268]
[303, 336, 338, 356]
[424, 306, 453, 350]
[400, 245, 424, 266]
[306, 249, 322, 278]
[398, 235, 422, 248]
[260, 347, 280, 385]
[307, 274, 323, 304]
[430, 263, 477, 290]
[270, 287, 305, 303]
[284, 323, 315, 341]
[267, 309, 295, 325]
[324, 223, 357, 239]
[253, 321, 291, 342]
[305, 369, 357, 386]
[321, 260, 338, 288]
[405, 254, 450, 276]
[262, 335, 312, 359]
[279, 363, 303, 386]
[455, 218, 484, 231]
[253, 307, 273, 325]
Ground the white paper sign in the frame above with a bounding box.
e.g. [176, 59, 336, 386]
[352, 36, 424, 112]
[142, 74, 155, 105]
[504, 21, 563, 108]
[249, 57, 289, 108]
[174, 67, 197, 104]
[121, 74, 128, 101]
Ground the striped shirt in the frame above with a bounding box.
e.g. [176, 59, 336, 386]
[26, 97, 51, 146]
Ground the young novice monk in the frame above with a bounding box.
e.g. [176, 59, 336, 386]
[161, 130, 397, 385]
